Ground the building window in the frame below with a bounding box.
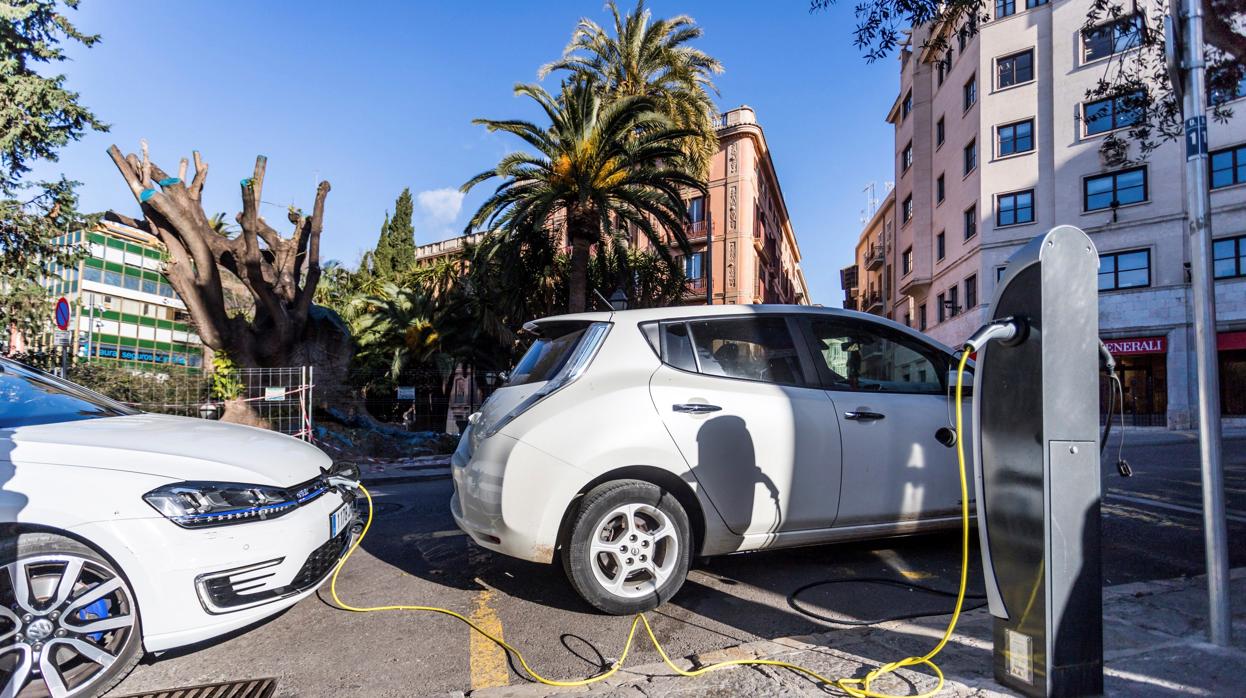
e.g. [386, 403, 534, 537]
[996, 49, 1033, 88]
[965, 274, 978, 309]
[1209, 65, 1246, 106]
[948, 285, 960, 317]
[937, 52, 949, 85]
[996, 266, 1008, 282]
[904, 311, 911, 327]
[995, 0, 1016, 18]
[936, 292, 947, 322]
[902, 89, 913, 119]
[964, 74, 977, 111]
[918, 303, 928, 331]
[1213, 235, 1246, 279]
[964, 204, 977, 240]
[902, 141, 914, 172]
[936, 174, 946, 203]
[1084, 166, 1147, 211]
[682, 252, 705, 279]
[1098, 249, 1151, 290]
[964, 139, 977, 174]
[1083, 15, 1144, 63]
[686, 196, 705, 223]
[1026, 0, 1049, 7]
[902, 194, 914, 224]
[902, 247, 913, 275]
[996, 189, 1035, 226]
[1083, 91, 1144, 135]
[936, 116, 945, 146]
[1210, 144, 1246, 188]
[997, 118, 1034, 156]
[936, 231, 946, 260]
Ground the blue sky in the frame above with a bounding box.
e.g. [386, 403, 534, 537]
[40, 1, 897, 305]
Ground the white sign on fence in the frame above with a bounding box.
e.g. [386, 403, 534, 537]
[264, 386, 287, 402]
[54, 330, 72, 347]
[397, 386, 416, 400]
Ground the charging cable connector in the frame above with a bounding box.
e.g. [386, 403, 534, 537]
[963, 317, 1027, 353]
[327, 475, 361, 491]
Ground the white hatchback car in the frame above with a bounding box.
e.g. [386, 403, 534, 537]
[452, 305, 971, 615]
[0, 359, 358, 697]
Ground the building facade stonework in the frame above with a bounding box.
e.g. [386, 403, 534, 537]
[844, 1, 1246, 428]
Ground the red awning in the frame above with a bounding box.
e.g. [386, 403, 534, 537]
[1219, 331, 1246, 352]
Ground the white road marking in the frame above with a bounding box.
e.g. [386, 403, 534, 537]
[1105, 493, 1246, 524]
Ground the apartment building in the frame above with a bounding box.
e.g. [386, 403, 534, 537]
[845, 1, 1246, 428]
[416, 106, 811, 307]
[842, 190, 896, 318]
[41, 220, 205, 369]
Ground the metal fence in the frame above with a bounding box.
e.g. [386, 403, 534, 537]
[228, 367, 315, 440]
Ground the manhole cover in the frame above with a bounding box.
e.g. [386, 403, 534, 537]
[114, 678, 278, 698]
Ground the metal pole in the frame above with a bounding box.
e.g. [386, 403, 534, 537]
[1177, 0, 1232, 646]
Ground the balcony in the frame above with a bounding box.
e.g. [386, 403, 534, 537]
[840, 265, 859, 291]
[865, 243, 885, 271]
[684, 219, 709, 243]
[843, 296, 858, 311]
[684, 277, 707, 298]
[863, 291, 884, 314]
[898, 272, 932, 296]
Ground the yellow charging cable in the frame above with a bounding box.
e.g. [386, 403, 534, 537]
[328, 350, 974, 696]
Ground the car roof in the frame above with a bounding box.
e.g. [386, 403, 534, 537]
[530, 305, 960, 355]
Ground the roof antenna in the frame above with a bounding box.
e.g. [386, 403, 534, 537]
[592, 288, 613, 311]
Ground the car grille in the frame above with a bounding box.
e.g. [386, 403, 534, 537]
[196, 519, 355, 614]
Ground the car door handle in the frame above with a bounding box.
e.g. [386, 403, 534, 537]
[672, 403, 722, 414]
[843, 410, 886, 421]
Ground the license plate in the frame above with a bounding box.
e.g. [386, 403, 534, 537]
[330, 502, 353, 537]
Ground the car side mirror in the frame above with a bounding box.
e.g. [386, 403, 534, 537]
[948, 367, 974, 396]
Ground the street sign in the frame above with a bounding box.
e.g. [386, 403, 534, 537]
[1186, 115, 1208, 160]
[397, 386, 416, 400]
[54, 297, 70, 330]
[54, 330, 72, 347]
[264, 386, 286, 402]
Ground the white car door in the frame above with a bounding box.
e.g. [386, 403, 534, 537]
[796, 315, 963, 527]
[648, 315, 842, 536]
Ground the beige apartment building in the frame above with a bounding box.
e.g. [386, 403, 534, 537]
[841, 190, 896, 317]
[417, 106, 810, 307]
[845, 0, 1246, 428]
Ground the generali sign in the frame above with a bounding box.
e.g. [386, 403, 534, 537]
[1102, 336, 1167, 356]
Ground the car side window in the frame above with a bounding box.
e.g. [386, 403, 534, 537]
[804, 318, 946, 394]
[665, 317, 806, 386]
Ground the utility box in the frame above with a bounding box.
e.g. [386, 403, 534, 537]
[973, 225, 1103, 696]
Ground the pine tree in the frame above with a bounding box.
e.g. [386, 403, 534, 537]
[389, 188, 417, 273]
[1, 1, 107, 344]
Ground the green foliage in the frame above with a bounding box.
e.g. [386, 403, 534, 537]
[71, 362, 210, 415]
[1, 0, 105, 287]
[210, 353, 243, 400]
[370, 188, 418, 280]
[0, 277, 52, 346]
[345, 282, 442, 380]
[540, 0, 723, 178]
[463, 79, 705, 312]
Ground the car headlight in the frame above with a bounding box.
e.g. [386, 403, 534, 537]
[143, 481, 319, 528]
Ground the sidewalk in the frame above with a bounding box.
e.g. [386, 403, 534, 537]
[357, 453, 451, 485]
[460, 568, 1246, 697]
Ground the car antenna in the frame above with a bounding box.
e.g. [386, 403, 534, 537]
[591, 288, 612, 311]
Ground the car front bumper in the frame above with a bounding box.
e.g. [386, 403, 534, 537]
[73, 487, 359, 653]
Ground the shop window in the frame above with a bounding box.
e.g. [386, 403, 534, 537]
[1221, 345, 1246, 416]
[1098, 249, 1151, 290]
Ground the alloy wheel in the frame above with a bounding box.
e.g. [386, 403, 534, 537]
[588, 503, 680, 599]
[1, 554, 138, 697]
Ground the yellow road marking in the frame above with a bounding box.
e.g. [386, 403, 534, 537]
[469, 588, 509, 690]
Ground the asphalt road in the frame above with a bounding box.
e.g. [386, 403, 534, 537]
[108, 430, 1246, 697]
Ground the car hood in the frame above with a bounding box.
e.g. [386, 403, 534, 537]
[4, 413, 331, 487]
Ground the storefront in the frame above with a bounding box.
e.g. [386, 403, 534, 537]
[1101, 335, 1168, 426]
[1219, 331, 1246, 417]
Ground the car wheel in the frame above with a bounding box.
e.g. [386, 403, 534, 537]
[1, 532, 142, 698]
[562, 480, 691, 615]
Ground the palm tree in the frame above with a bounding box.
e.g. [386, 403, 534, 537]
[347, 283, 441, 379]
[462, 80, 705, 313]
[540, 0, 723, 177]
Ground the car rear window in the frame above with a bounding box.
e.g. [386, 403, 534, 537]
[506, 323, 591, 387]
[0, 362, 138, 429]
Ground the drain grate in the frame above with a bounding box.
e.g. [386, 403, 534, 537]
[114, 678, 278, 698]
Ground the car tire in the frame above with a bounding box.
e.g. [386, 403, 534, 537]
[562, 480, 691, 615]
[0, 531, 143, 698]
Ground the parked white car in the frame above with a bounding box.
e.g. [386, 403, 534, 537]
[452, 305, 971, 614]
[0, 359, 358, 697]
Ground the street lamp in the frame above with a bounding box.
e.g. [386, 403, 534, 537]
[198, 402, 220, 420]
[609, 288, 629, 311]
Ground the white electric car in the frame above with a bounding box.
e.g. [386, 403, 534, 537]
[452, 305, 972, 614]
[0, 359, 358, 697]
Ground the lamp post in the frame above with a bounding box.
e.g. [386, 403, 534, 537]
[609, 288, 629, 311]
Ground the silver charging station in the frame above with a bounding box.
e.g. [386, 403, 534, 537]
[972, 225, 1103, 696]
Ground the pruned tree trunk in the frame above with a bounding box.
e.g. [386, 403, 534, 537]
[106, 143, 354, 424]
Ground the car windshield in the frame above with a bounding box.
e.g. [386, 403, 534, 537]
[0, 361, 138, 429]
[506, 323, 591, 387]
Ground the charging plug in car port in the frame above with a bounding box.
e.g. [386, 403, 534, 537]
[935, 427, 957, 448]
